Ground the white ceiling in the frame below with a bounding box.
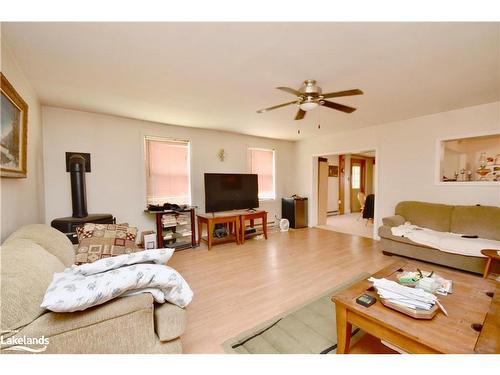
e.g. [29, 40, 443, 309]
[2, 22, 499, 141]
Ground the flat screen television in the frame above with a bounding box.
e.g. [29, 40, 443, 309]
[204, 173, 259, 212]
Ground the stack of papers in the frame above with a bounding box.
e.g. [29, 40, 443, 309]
[369, 277, 437, 310]
[161, 215, 177, 227]
[177, 229, 192, 237]
[176, 213, 190, 225]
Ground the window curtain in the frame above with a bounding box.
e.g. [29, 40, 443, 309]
[145, 138, 190, 205]
[248, 148, 275, 199]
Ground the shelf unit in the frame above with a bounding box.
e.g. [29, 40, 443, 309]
[145, 208, 197, 250]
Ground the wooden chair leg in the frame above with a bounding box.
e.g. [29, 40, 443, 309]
[483, 257, 492, 278]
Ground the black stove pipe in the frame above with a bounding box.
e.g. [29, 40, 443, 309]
[69, 154, 88, 218]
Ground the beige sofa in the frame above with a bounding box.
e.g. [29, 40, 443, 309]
[1, 224, 187, 354]
[379, 201, 500, 274]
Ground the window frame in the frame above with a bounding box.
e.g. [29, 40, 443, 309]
[351, 165, 361, 189]
[144, 135, 192, 206]
[247, 147, 276, 201]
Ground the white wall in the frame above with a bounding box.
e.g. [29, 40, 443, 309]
[294, 102, 500, 236]
[0, 35, 45, 241]
[42, 107, 295, 234]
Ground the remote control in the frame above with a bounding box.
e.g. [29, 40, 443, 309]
[356, 294, 376, 307]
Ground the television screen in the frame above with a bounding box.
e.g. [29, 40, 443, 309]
[204, 173, 259, 212]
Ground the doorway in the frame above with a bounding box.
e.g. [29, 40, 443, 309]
[316, 150, 376, 238]
[350, 158, 366, 213]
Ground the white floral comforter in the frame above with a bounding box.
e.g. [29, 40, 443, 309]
[41, 249, 193, 312]
[391, 224, 500, 257]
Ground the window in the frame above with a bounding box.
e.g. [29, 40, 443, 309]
[351, 165, 361, 189]
[248, 148, 275, 200]
[145, 136, 191, 205]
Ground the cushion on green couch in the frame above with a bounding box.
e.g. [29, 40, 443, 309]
[395, 201, 453, 232]
[4, 224, 75, 267]
[1, 239, 65, 333]
[451, 205, 500, 241]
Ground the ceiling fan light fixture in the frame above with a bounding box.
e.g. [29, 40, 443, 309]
[257, 80, 362, 120]
[299, 101, 319, 111]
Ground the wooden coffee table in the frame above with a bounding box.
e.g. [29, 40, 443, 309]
[332, 260, 497, 354]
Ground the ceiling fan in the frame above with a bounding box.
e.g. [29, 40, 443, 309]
[257, 79, 363, 120]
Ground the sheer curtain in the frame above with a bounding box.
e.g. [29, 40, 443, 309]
[248, 148, 275, 200]
[145, 137, 191, 205]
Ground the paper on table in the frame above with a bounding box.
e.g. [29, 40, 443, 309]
[369, 277, 437, 311]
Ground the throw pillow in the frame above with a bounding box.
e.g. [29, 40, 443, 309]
[75, 223, 140, 264]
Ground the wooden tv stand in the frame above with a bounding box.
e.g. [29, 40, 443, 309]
[240, 210, 268, 244]
[197, 210, 267, 250]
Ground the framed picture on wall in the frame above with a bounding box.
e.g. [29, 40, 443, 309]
[328, 165, 339, 177]
[1, 73, 29, 178]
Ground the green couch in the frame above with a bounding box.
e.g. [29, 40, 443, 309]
[378, 201, 500, 274]
[1, 224, 187, 354]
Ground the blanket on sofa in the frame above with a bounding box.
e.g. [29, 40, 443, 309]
[391, 224, 500, 257]
[41, 249, 193, 312]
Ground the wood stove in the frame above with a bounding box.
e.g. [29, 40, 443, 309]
[51, 154, 114, 244]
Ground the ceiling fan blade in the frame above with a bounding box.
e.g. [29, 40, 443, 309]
[257, 100, 297, 113]
[321, 100, 357, 113]
[294, 108, 306, 120]
[276, 87, 301, 96]
[322, 89, 363, 99]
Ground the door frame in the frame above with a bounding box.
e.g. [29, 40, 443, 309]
[311, 148, 379, 239]
[317, 157, 329, 225]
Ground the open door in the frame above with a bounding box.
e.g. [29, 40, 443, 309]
[350, 158, 366, 212]
[317, 157, 329, 225]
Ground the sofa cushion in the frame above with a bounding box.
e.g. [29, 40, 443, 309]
[382, 215, 405, 227]
[154, 302, 187, 341]
[1, 239, 65, 333]
[10, 294, 153, 341]
[395, 201, 453, 232]
[75, 223, 139, 264]
[450, 205, 500, 241]
[4, 224, 75, 267]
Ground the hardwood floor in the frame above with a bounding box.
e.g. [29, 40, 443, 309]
[169, 227, 395, 354]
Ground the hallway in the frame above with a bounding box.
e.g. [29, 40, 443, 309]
[317, 212, 374, 238]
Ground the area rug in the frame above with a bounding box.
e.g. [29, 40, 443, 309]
[222, 273, 369, 354]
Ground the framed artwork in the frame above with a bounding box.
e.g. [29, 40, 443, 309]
[1, 73, 28, 178]
[328, 165, 339, 177]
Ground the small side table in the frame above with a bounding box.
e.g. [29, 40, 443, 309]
[240, 210, 268, 244]
[197, 213, 241, 250]
[481, 249, 500, 278]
